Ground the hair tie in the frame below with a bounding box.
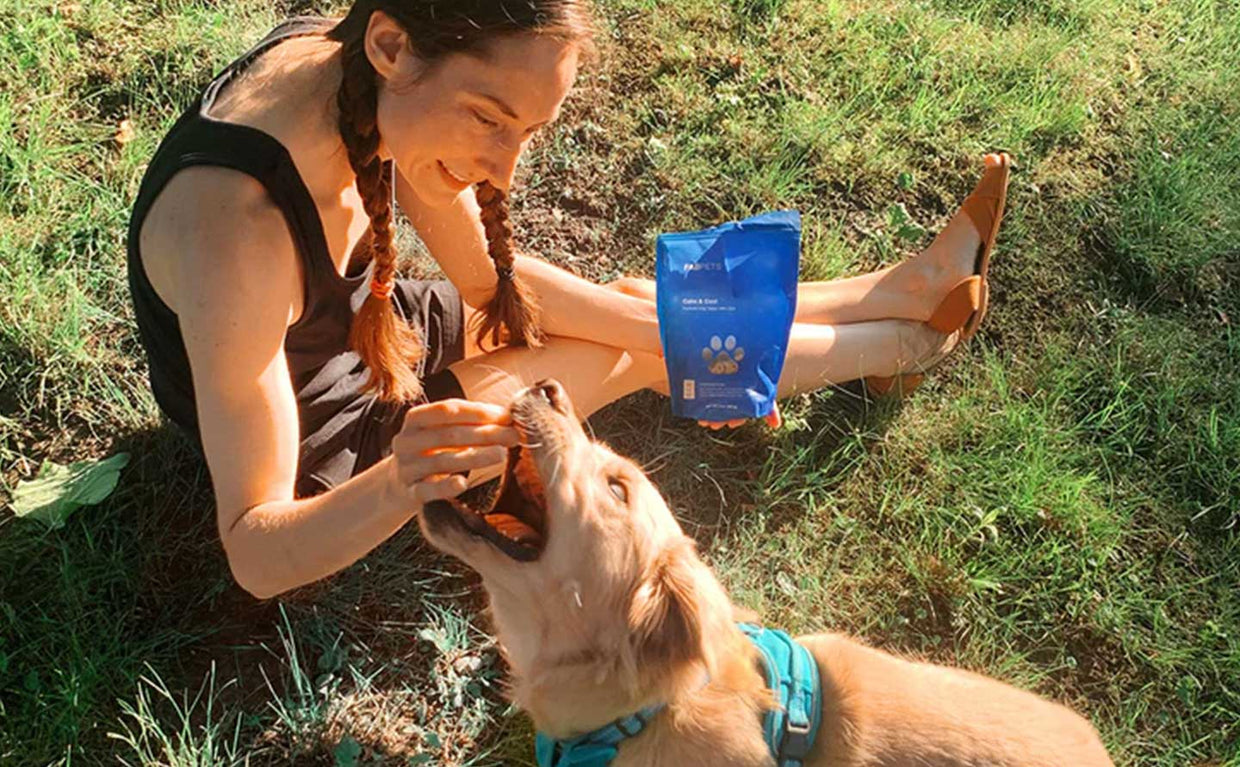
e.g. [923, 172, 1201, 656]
[370, 278, 395, 300]
[496, 265, 515, 282]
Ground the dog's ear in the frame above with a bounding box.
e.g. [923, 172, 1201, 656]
[628, 537, 710, 671]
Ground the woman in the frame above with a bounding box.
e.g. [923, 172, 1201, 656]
[127, 1, 1010, 598]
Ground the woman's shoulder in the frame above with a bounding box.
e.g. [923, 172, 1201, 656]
[145, 165, 292, 259]
[139, 165, 300, 317]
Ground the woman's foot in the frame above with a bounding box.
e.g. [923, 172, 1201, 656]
[866, 152, 1011, 397]
[863, 318, 962, 397]
[889, 319, 960, 376]
[898, 152, 1012, 328]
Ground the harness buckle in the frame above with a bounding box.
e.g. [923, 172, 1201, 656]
[779, 717, 814, 761]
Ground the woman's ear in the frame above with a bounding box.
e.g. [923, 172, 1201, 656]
[364, 9, 413, 82]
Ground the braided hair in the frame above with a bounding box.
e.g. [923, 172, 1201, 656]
[473, 179, 544, 349]
[326, 1, 593, 401]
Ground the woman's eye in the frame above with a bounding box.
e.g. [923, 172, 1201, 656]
[471, 110, 498, 129]
[608, 478, 628, 504]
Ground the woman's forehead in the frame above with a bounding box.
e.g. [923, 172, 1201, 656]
[448, 35, 580, 120]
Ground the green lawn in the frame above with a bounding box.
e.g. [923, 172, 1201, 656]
[2, 0, 1238, 764]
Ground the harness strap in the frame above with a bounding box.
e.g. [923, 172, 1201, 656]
[536, 702, 664, 767]
[738, 623, 823, 767]
[536, 626, 822, 767]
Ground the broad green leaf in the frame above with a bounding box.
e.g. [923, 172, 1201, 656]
[333, 736, 362, 767]
[887, 203, 926, 242]
[887, 202, 912, 227]
[895, 222, 927, 242]
[10, 453, 130, 530]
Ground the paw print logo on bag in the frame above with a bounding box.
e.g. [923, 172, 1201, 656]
[702, 335, 744, 375]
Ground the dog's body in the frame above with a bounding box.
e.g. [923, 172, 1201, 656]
[604, 630, 1110, 767]
[420, 381, 1113, 766]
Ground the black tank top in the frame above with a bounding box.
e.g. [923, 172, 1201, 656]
[127, 17, 462, 495]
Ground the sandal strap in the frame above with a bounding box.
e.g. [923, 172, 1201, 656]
[928, 276, 983, 335]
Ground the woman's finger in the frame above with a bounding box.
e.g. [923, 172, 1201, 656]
[764, 405, 782, 429]
[392, 423, 519, 457]
[408, 474, 470, 505]
[698, 405, 781, 430]
[402, 398, 511, 429]
[396, 445, 507, 487]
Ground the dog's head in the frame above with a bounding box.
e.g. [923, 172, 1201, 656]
[419, 380, 736, 736]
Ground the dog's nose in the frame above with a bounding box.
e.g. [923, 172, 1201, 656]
[530, 379, 568, 414]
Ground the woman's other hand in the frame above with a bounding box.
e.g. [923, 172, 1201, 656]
[389, 399, 519, 505]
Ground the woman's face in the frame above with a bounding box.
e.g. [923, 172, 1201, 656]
[370, 21, 581, 208]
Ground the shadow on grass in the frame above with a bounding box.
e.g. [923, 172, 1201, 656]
[588, 382, 900, 542]
[1, 420, 252, 764]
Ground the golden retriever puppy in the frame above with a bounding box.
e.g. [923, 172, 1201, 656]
[419, 380, 1113, 767]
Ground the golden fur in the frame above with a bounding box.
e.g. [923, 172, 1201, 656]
[418, 381, 1113, 766]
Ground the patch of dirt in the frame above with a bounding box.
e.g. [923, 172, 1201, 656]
[888, 554, 968, 659]
[1058, 619, 1132, 701]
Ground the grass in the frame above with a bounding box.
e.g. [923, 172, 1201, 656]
[2, 0, 1238, 764]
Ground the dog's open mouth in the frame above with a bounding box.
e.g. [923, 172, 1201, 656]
[426, 443, 548, 562]
[423, 380, 573, 562]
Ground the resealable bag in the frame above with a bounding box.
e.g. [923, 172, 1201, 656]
[656, 210, 800, 421]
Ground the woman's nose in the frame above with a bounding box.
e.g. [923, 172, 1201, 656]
[479, 139, 523, 192]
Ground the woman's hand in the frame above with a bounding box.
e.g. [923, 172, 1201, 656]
[699, 403, 782, 431]
[389, 399, 519, 505]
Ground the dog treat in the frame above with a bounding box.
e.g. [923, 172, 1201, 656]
[656, 211, 800, 421]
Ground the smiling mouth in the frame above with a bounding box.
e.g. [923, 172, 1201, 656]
[425, 441, 548, 562]
[437, 160, 470, 189]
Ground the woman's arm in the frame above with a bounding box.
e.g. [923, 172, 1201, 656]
[163, 170, 507, 598]
[396, 174, 661, 354]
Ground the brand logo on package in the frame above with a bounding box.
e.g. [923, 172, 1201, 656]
[702, 335, 744, 375]
[683, 262, 723, 272]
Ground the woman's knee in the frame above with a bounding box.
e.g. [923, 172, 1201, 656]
[606, 276, 655, 300]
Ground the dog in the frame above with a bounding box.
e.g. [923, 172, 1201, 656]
[419, 380, 1114, 766]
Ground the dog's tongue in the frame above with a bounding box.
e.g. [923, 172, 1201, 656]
[485, 512, 542, 546]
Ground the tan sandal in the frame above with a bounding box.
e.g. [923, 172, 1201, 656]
[865, 152, 1012, 398]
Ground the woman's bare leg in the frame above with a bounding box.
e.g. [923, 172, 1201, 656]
[517, 202, 980, 354]
[603, 204, 982, 326]
[524, 155, 1004, 345]
[514, 256, 664, 355]
[451, 318, 949, 480]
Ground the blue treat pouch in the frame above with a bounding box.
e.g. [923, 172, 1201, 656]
[656, 210, 800, 421]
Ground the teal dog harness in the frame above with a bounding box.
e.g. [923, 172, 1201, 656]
[536, 623, 822, 767]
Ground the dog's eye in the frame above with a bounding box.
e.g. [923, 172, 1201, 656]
[607, 478, 628, 504]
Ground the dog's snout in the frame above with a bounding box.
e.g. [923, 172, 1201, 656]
[510, 379, 575, 445]
[529, 379, 569, 415]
